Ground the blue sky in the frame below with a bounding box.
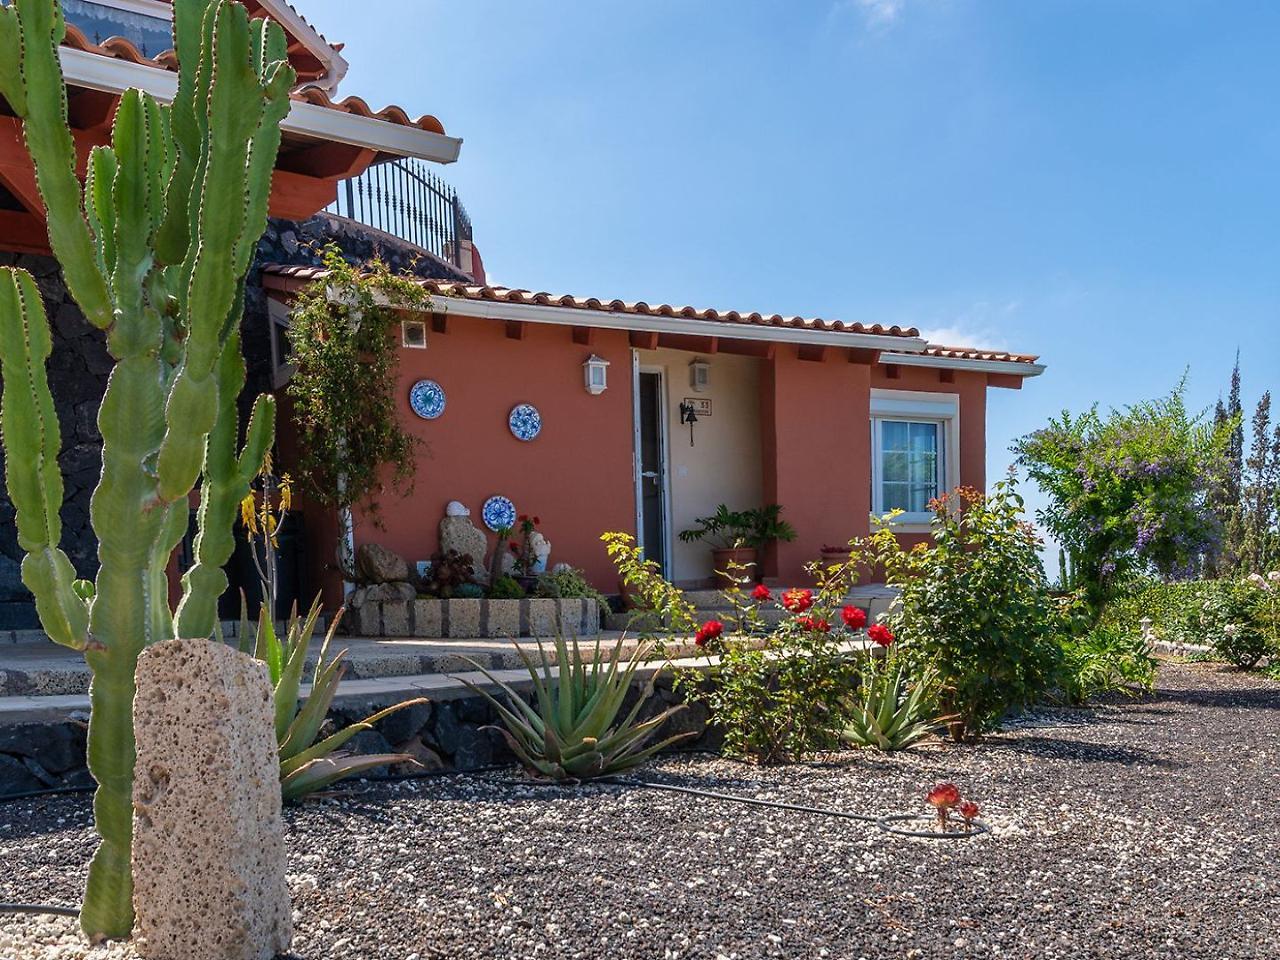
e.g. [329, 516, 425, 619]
[307, 0, 1278, 506]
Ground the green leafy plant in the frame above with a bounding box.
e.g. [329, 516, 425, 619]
[533, 566, 610, 612]
[1175, 573, 1278, 669]
[842, 651, 938, 751]
[488, 575, 527, 600]
[0, 0, 292, 937]
[455, 583, 486, 600]
[457, 636, 695, 779]
[677, 504, 796, 550]
[418, 549, 478, 599]
[874, 481, 1066, 741]
[286, 244, 430, 576]
[603, 532, 698, 635]
[1056, 626, 1157, 705]
[238, 598, 426, 801]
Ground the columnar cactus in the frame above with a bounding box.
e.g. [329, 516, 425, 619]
[0, 0, 294, 940]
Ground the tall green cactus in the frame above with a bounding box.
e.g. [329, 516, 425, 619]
[0, 0, 294, 941]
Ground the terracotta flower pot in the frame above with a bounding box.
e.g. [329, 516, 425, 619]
[711, 546, 758, 589]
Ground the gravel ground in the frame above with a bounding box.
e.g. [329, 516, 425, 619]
[1, 660, 1276, 960]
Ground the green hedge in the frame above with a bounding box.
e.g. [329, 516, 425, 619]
[1100, 580, 1233, 643]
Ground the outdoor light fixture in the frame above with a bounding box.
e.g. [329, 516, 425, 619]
[679, 400, 699, 446]
[401, 319, 427, 349]
[689, 358, 711, 393]
[584, 354, 610, 395]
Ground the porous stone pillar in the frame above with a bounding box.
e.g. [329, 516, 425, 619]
[132, 639, 292, 960]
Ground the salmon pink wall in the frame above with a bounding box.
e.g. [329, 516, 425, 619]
[349, 315, 637, 589]
[761, 349, 873, 585]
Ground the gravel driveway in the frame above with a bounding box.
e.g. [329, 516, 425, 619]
[2, 660, 1276, 960]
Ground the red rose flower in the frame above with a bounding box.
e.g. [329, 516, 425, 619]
[782, 588, 813, 613]
[751, 584, 772, 603]
[841, 605, 867, 630]
[867, 623, 895, 647]
[695, 619, 724, 648]
[797, 616, 830, 633]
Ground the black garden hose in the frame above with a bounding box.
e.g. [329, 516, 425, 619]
[0, 902, 79, 918]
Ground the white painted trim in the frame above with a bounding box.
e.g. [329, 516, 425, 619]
[879, 351, 1046, 378]
[57, 46, 463, 164]
[869, 389, 960, 527]
[256, 0, 349, 94]
[428, 295, 930, 353]
[71, 0, 172, 19]
[631, 350, 643, 549]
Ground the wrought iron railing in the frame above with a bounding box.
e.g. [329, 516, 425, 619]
[327, 157, 473, 271]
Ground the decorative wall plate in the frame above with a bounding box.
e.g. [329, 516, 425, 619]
[482, 495, 517, 532]
[409, 379, 446, 420]
[508, 403, 542, 441]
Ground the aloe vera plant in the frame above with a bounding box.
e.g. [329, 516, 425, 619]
[842, 654, 937, 751]
[458, 636, 694, 780]
[241, 598, 427, 801]
[0, 0, 293, 938]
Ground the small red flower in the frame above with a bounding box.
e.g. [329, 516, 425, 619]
[798, 616, 830, 633]
[533, 516, 541, 526]
[782, 588, 813, 613]
[519, 514, 529, 523]
[751, 583, 772, 603]
[867, 623, 895, 647]
[927, 782, 961, 810]
[959, 800, 979, 825]
[694, 619, 724, 649]
[509, 542, 520, 553]
[841, 605, 867, 630]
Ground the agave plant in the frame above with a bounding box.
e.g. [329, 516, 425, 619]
[236, 597, 426, 801]
[457, 636, 694, 779]
[842, 653, 937, 751]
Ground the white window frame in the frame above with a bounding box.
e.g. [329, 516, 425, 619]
[67, 0, 173, 20]
[268, 297, 295, 389]
[870, 389, 960, 530]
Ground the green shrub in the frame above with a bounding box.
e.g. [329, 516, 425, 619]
[455, 582, 485, 600]
[488, 575, 527, 600]
[1176, 575, 1276, 668]
[875, 480, 1066, 741]
[1056, 626, 1157, 705]
[534, 566, 609, 612]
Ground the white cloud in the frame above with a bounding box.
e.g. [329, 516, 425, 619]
[916, 300, 1020, 351]
[854, 0, 906, 28]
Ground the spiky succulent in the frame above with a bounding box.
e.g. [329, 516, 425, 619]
[842, 654, 937, 752]
[239, 598, 426, 801]
[458, 636, 694, 780]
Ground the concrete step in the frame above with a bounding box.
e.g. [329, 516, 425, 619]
[0, 618, 326, 647]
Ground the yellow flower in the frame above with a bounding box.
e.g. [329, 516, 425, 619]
[240, 492, 259, 535]
[279, 473, 293, 513]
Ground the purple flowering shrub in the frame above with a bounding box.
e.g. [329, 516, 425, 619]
[1015, 386, 1229, 612]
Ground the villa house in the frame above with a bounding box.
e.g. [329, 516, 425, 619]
[0, 0, 1045, 626]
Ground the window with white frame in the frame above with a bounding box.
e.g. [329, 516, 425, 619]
[61, 0, 173, 57]
[870, 390, 959, 525]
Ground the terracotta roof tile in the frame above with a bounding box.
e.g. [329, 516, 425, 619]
[261, 265, 923, 340]
[60, 25, 446, 137]
[922, 345, 1040, 364]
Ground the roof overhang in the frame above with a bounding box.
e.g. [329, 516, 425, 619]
[422, 294, 930, 352]
[879, 350, 1045, 378]
[58, 45, 462, 164]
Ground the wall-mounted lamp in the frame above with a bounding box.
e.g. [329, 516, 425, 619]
[401, 319, 427, 349]
[583, 354, 610, 395]
[679, 400, 700, 447]
[689, 358, 711, 393]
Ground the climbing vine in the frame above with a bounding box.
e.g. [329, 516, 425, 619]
[285, 244, 431, 524]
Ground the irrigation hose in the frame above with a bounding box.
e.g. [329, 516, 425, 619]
[0, 902, 79, 918]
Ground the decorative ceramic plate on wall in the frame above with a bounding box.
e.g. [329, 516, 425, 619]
[482, 495, 517, 532]
[508, 403, 542, 441]
[409, 379, 446, 420]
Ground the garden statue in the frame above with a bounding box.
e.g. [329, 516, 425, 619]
[0, 0, 294, 941]
[530, 530, 552, 573]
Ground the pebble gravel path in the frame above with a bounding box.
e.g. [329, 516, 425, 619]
[1, 661, 1275, 959]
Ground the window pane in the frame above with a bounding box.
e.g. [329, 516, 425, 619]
[883, 451, 908, 483]
[882, 483, 910, 512]
[909, 421, 938, 453]
[910, 485, 936, 513]
[911, 451, 938, 487]
[882, 420, 909, 451]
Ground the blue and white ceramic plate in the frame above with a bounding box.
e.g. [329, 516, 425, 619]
[482, 495, 517, 532]
[508, 403, 542, 441]
[409, 380, 446, 420]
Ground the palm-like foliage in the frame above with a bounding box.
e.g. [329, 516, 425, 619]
[458, 636, 694, 779]
[237, 597, 426, 801]
[842, 654, 937, 751]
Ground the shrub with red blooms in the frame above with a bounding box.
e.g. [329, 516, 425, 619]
[798, 616, 830, 633]
[751, 583, 772, 603]
[841, 605, 867, 630]
[782, 588, 813, 613]
[867, 623, 895, 647]
[695, 619, 724, 649]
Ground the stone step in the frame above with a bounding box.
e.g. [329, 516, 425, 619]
[0, 618, 326, 647]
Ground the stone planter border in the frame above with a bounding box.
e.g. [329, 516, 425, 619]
[351, 597, 602, 639]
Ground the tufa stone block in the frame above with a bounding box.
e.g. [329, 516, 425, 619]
[132, 639, 291, 960]
[381, 600, 411, 637]
[412, 599, 442, 638]
[526, 599, 558, 637]
[484, 599, 519, 639]
[444, 599, 481, 638]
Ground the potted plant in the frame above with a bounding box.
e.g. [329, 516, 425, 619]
[679, 504, 796, 587]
